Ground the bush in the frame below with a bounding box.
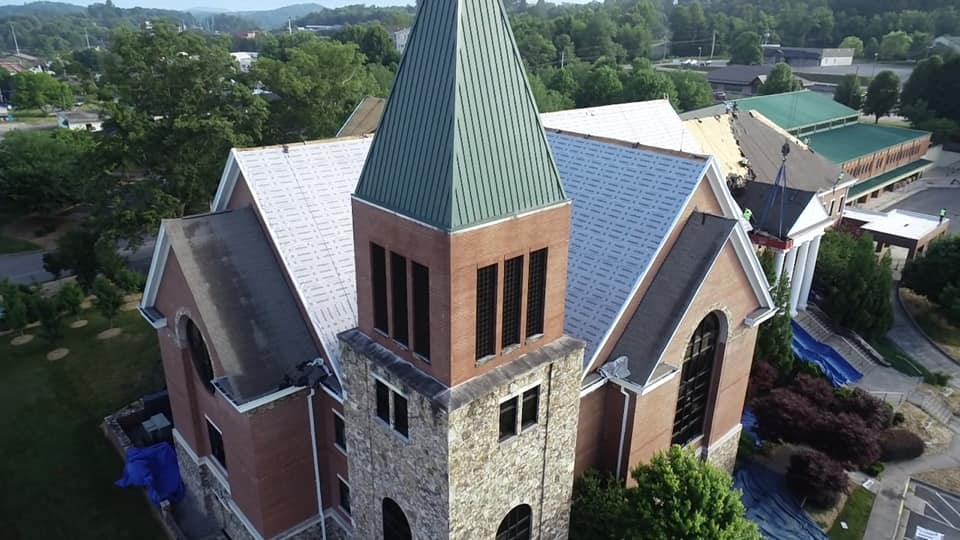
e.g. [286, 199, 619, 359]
[791, 374, 837, 409]
[880, 429, 925, 462]
[810, 412, 881, 469]
[864, 462, 885, 477]
[835, 388, 893, 430]
[747, 360, 778, 403]
[893, 412, 905, 426]
[924, 371, 951, 387]
[787, 450, 849, 508]
[37, 295, 64, 341]
[752, 388, 819, 443]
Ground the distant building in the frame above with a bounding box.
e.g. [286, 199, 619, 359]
[708, 65, 773, 97]
[763, 45, 854, 67]
[229, 52, 258, 73]
[392, 27, 411, 54]
[932, 35, 960, 54]
[56, 110, 103, 132]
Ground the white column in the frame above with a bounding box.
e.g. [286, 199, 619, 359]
[782, 247, 798, 285]
[798, 235, 822, 311]
[773, 249, 786, 281]
[789, 241, 811, 316]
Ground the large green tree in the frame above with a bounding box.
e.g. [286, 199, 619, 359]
[11, 71, 73, 112]
[255, 36, 383, 143]
[755, 268, 794, 375]
[729, 31, 762, 65]
[839, 36, 864, 57]
[667, 70, 713, 111]
[833, 74, 863, 110]
[761, 63, 801, 95]
[334, 23, 400, 66]
[0, 129, 96, 213]
[570, 447, 761, 540]
[863, 70, 900, 123]
[879, 31, 912, 60]
[902, 236, 960, 323]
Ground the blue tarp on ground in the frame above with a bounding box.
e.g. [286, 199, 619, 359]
[115, 442, 185, 506]
[791, 321, 863, 387]
[735, 463, 829, 540]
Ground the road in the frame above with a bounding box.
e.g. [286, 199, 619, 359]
[680, 58, 915, 81]
[0, 238, 156, 286]
[0, 120, 58, 139]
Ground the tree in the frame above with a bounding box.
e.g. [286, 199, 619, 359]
[4, 295, 28, 336]
[92, 276, 123, 328]
[839, 36, 864, 57]
[864, 70, 901, 123]
[625, 446, 761, 540]
[729, 31, 762, 65]
[834, 74, 863, 110]
[37, 295, 65, 341]
[569, 472, 630, 539]
[810, 412, 881, 469]
[901, 56, 943, 118]
[620, 60, 677, 104]
[667, 70, 713, 112]
[746, 359, 778, 403]
[752, 388, 819, 443]
[575, 65, 624, 107]
[0, 129, 97, 213]
[879, 31, 912, 60]
[57, 282, 85, 321]
[760, 63, 801, 95]
[10, 71, 73, 112]
[754, 273, 794, 375]
[786, 450, 848, 508]
[528, 74, 574, 113]
[334, 23, 400, 65]
[255, 37, 382, 144]
[902, 236, 960, 308]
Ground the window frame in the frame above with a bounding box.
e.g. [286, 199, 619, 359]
[390, 251, 409, 347]
[498, 382, 542, 443]
[476, 263, 498, 361]
[411, 260, 431, 361]
[671, 314, 721, 446]
[525, 248, 548, 340]
[204, 415, 227, 473]
[333, 409, 347, 454]
[185, 318, 215, 394]
[496, 504, 533, 540]
[373, 376, 409, 440]
[501, 254, 525, 350]
[337, 475, 351, 516]
[370, 243, 389, 334]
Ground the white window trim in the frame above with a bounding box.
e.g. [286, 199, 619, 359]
[373, 376, 409, 440]
[332, 409, 347, 455]
[498, 381, 542, 443]
[203, 414, 228, 478]
[336, 474, 352, 516]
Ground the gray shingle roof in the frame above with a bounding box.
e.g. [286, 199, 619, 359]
[734, 181, 815, 240]
[606, 212, 737, 387]
[707, 64, 772, 86]
[164, 208, 322, 404]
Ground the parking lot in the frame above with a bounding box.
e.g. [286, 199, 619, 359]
[903, 481, 960, 540]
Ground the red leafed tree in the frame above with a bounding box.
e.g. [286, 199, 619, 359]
[786, 450, 849, 508]
[790, 374, 837, 409]
[752, 388, 818, 443]
[747, 360, 779, 404]
[810, 412, 881, 469]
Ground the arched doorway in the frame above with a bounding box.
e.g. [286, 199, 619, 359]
[496, 504, 532, 540]
[382, 497, 412, 540]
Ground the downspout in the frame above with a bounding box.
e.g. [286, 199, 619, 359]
[307, 388, 328, 540]
[537, 362, 555, 538]
[615, 385, 631, 482]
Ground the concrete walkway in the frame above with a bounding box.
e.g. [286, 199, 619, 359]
[863, 418, 960, 540]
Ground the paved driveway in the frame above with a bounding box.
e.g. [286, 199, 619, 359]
[0, 238, 155, 285]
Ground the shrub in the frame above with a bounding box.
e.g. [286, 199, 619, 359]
[791, 374, 837, 409]
[880, 429, 925, 462]
[810, 412, 881, 469]
[864, 462, 885, 477]
[835, 388, 893, 430]
[786, 450, 849, 508]
[752, 388, 818, 443]
[747, 360, 778, 403]
[893, 412, 905, 426]
[924, 371, 951, 387]
[37, 295, 64, 341]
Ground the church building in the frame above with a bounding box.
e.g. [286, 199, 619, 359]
[139, 0, 776, 537]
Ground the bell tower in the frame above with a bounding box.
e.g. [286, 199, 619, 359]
[337, 0, 584, 536]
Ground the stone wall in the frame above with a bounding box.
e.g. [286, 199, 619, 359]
[448, 342, 583, 540]
[703, 424, 742, 474]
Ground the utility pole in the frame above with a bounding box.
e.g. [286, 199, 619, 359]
[288, 18, 293, 35]
[10, 23, 20, 57]
[709, 30, 716, 59]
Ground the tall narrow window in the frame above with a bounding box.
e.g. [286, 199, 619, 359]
[186, 319, 215, 393]
[412, 261, 430, 359]
[371, 243, 388, 333]
[525, 248, 548, 337]
[496, 504, 532, 540]
[828, 199, 836, 215]
[206, 419, 226, 471]
[499, 397, 518, 441]
[393, 394, 408, 437]
[672, 313, 720, 446]
[502, 256, 524, 348]
[390, 252, 408, 345]
[476, 264, 498, 360]
[333, 411, 346, 452]
[521, 386, 540, 429]
[376, 380, 390, 423]
[338, 477, 351, 515]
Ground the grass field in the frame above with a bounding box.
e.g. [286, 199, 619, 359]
[827, 486, 876, 540]
[0, 234, 42, 254]
[0, 308, 166, 540]
[871, 334, 927, 377]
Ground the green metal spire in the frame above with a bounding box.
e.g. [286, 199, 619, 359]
[354, 0, 567, 231]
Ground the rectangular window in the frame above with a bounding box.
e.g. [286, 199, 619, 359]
[338, 477, 351, 515]
[393, 394, 408, 437]
[390, 252, 408, 346]
[525, 248, 548, 338]
[375, 380, 390, 423]
[371, 243, 388, 333]
[333, 411, 346, 452]
[412, 261, 430, 359]
[499, 397, 518, 441]
[828, 199, 836, 215]
[501, 256, 524, 348]
[476, 264, 498, 359]
[206, 419, 227, 471]
[521, 386, 540, 429]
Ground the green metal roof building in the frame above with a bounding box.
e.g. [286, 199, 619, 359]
[735, 90, 859, 136]
[806, 123, 930, 164]
[354, 0, 566, 231]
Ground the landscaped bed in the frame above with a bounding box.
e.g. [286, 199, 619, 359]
[900, 288, 960, 361]
[916, 468, 960, 494]
[0, 308, 166, 539]
[826, 486, 876, 540]
[899, 402, 953, 456]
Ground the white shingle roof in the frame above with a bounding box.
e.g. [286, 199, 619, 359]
[222, 132, 708, 379]
[548, 133, 708, 367]
[231, 138, 373, 382]
[540, 101, 703, 154]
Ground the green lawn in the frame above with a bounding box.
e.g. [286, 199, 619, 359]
[0, 309, 167, 540]
[0, 234, 42, 254]
[827, 486, 876, 540]
[871, 334, 927, 377]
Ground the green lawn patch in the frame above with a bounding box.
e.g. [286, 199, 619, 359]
[0, 309, 166, 540]
[0, 234, 42, 254]
[870, 334, 927, 377]
[827, 486, 876, 540]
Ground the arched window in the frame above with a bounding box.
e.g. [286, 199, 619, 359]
[496, 504, 531, 540]
[185, 319, 215, 393]
[672, 313, 721, 445]
[382, 498, 411, 540]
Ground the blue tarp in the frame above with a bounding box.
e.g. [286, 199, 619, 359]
[115, 442, 185, 506]
[791, 321, 863, 387]
[735, 463, 829, 540]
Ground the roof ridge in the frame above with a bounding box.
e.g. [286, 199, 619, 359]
[545, 128, 708, 162]
[234, 134, 372, 152]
